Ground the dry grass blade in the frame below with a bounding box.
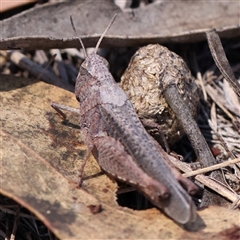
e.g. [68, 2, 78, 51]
[169, 156, 240, 206]
[183, 158, 240, 177]
[10, 206, 21, 240]
[205, 84, 237, 122]
[206, 29, 240, 97]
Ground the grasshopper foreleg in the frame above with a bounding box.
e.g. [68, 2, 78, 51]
[51, 101, 79, 120]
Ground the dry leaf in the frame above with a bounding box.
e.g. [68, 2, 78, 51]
[1, 0, 239, 50]
[1, 74, 239, 239]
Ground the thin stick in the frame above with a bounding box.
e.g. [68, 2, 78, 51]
[163, 84, 227, 206]
[70, 15, 87, 58]
[169, 155, 240, 206]
[10, 206, 21, 240]
[36, 53, 56, 81]
[94, 13, 118, 53]
[206, 29, 240, 97]
[163, 84, 217, 168]
[0, 205, 38, 219]
[183, 158, 240, 177]
[5, 51, 73, 91]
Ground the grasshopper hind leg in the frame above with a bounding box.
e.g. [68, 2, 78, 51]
[93, 135, 170, 201]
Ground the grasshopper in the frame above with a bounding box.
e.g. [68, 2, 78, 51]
[64, 14, 198, 224]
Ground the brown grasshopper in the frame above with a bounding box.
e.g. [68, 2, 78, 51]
[58, 14, 198, 224]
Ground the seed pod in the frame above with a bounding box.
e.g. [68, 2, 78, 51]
[120, 44, 200, 146]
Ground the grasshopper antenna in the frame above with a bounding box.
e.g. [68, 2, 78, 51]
[70, 15, 87, 59]
[94, 13, 118, 54]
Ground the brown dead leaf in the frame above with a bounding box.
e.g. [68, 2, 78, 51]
[1, 73, 239, 239]
[1, 0, 239, 50]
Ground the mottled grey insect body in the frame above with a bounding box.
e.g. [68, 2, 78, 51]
[74, 16, 197, 224]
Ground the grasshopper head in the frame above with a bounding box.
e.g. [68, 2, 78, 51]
[75, 54, 110, 102]
[72, 13, 117, 102]
[81, 54, 110, 76]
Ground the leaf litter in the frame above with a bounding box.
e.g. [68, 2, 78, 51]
[0, 0, 240, 239]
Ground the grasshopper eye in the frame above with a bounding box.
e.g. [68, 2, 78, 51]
[76, 96, 80, 102]
[81, 61, 88, 69]
[80, 65, 88, 75]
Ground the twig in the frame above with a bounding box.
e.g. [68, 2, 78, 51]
[183, 158, 240, 177]
[10, 206, 20, 240]
[163, 84, 218, 168]
[163, 84, 227, 206]
[50, 49, 69, 84]
[0, 205, 38, 220]
[3, 50, 74, 91]
[206, 29, 240, 97]
[169, 155, 240, 206]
